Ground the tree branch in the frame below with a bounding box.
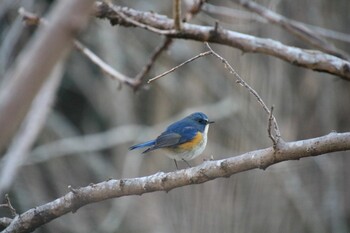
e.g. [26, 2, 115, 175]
[133, 37, 173, 89]
[173, 0, 182, 30]
[202, 3, 350, 44]
[234, 0, 349, 60]
[0, 0, 95, 152]
[0, 218, 12, 231]
[2, 132, 350, 232]
[204, 43, 282, 144]
[94, 2, 350, 81]
[0, 63, 63, 197]
[148, 50, 212, 83]
[18, 8, 136, 88]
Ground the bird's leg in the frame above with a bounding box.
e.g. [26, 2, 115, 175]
[182, 159, 192, 168]
[174, 159, 179, 170]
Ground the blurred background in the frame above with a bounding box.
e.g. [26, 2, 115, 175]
[1, 0, 350, 232]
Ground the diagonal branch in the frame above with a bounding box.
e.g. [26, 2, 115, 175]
[204, 43, 281, 144]
[2, 132, 350, 232]
[0, 63, 63, 198]
[0, 0, 95, 153]
[133, 37, 173, 89]
[18, 8, 136, 87]
[148, 51, 212, 83]
[234, 0, 349, 60]
[94, 2, 350, 81]
[202, 3, 350, 44]
[133, 0, 204, 89]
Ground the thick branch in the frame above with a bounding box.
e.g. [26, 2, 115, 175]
[94, 2, 350, 81]
[0, 0, 95, 152]
[0, 218, 12, 231]
[3, 132, 350, 233]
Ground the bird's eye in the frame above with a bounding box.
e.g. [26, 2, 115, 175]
[197, 118, 207, 124]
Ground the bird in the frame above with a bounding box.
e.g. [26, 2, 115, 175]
[129, 112, 214, 169]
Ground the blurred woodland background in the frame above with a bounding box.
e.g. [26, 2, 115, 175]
[1, 0, 350, 232]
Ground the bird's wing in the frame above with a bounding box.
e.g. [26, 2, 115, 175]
[154, 133, 182, 148]
[154, 126, 197, 149]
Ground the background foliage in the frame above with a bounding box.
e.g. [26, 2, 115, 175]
[1, 0, 350, 232]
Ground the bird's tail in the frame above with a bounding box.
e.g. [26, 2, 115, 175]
[129, 140, 156, 153]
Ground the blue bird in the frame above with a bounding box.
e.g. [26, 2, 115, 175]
[129, 112, 214, 169]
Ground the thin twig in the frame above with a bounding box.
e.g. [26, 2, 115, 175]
[19, 7, 135, 87]
[73, 40, 134, 85]
[134, 0, 203, 89]
[267, 105, 277, 146]
[205, 42, 282, 143]
[203, 3, 350, 44]
[133, 37, 173, 89]
[147, 51, 212, 83]
[173, 0, 182, 30]
[0, 194, 17, 217]
[236, 0, 349, 60]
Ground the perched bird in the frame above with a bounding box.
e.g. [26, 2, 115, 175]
[129, 112, 214, 169]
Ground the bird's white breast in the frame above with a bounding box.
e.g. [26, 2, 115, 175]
[165, 124, 209, 161]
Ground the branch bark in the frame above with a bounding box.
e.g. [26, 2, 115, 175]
[2, 132, 350, 233]
[173, 0, 182, 30]
[94, 2, 350, 81]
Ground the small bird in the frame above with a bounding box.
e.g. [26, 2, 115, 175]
[129, 112, 214, 169]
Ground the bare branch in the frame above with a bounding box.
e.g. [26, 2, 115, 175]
[0, 63, 63, 197]
[73, 40, 134, 85]
[203, 3, 350, 44]
[94, 2, 350, 81]
[18, 8, 135, 87]
[134, 0, 204, 89]
[173, 0, 182, 30]
[0, 194, 17, 217]
[3, 132, 350, 232]
[0, 217, 12, 230]
[148, 51, 212, 83]
[235, 0, 349, 60]
[104, 1, 176, 35]
[205, 42, 282, 142]
[133, 37, 173, 89]
[28, 125, 146, 164]
[267, 105, 277, 146]
[0, 0, 95, 152]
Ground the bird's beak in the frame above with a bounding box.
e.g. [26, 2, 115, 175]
[208, 120, 215, 124]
